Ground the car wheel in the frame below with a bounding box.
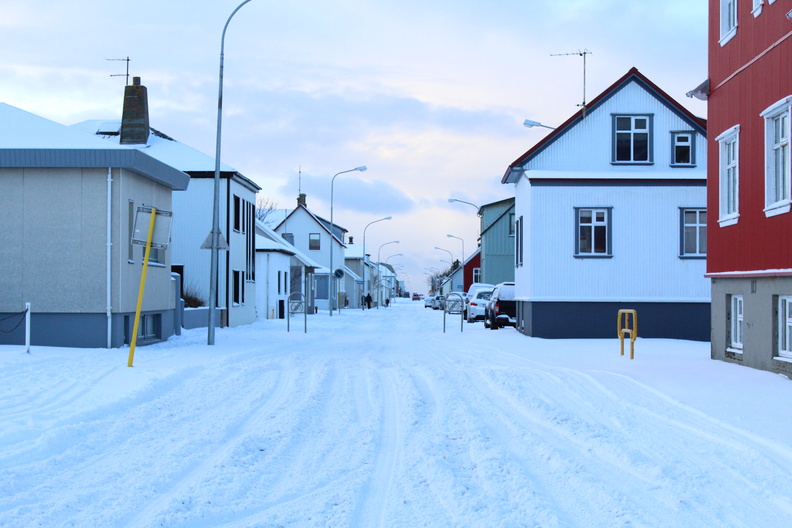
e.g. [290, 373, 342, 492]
[483, 316, 490, 328]
[490, 319, 499, 330]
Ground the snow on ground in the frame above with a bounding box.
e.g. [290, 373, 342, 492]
[2, 300, 792, 528]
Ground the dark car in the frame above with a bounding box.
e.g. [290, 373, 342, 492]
[484, 282, 516, 330]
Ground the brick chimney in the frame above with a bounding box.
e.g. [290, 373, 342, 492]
[297, 193, 307, 206]
[120, 77, 150, 145]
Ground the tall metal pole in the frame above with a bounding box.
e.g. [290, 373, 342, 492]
[208, 0, 253, 345]
[377, 240, 399, 309]
[329, 166, 366, 316]
[362, 216, 391, 298]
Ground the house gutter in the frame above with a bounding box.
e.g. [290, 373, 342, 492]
[106, 167, 113, 348]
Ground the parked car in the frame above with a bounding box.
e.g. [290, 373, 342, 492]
[466, 288, 493, 322]
[485, 282, 516, 329]
[432, 295, 445, 310]
[465, 282, 495, 319]
[424, 295, 435, 308]
[412, 293, 421, 301]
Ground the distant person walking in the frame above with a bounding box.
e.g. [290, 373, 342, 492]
[365, 293, 373, 310]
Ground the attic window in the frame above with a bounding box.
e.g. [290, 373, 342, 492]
[671, 131, 696, 166]
[612, 115, 653, 164]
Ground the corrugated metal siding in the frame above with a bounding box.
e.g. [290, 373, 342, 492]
[707, 1, 792, 274]
[528, 184, 709, 301]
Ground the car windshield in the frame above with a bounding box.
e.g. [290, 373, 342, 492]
[477, 291, 492, 300]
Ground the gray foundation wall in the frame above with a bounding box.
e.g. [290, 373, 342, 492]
[516, 301, 710, 341]
[711, 276, 792, 377]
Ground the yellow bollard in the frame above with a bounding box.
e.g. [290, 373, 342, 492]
[617, 309, 638, 359]
[128, 207, 157, 367]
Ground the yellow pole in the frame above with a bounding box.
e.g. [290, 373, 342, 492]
[128, 208, 157, 367]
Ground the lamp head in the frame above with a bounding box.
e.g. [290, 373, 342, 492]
[385, 216, 392, 220]
[523, 119, 541, 128]
[355, 165, 367, 172]
[448, 198, 456, 203]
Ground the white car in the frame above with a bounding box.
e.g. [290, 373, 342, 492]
[466, 289, 493, 322]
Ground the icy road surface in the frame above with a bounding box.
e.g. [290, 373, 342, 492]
[2, 301, 792, 527]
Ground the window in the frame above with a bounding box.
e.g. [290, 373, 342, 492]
[473, 267, 481, 283]
[761, 97, 791, 217]
[137, 313, 160, 341]
[720, 0, 737, 45]
[613, 115, 652, 164]
[509, 213, 516, 236]
[575, 208, 611, 257]
[282, 233, 295, 245]
[729, 294, 744, 351]
[309, 233, 320, 250]
[515, 215, 524, 267]
[233, 195, 241, 232]
[671, 132, 695, 166]
[233, 270, 244, 305]
[680, 209, 707, 257]
[716, 125, 740, 226]
[778, 296, 792, 359]
[752, 0, 763, 17]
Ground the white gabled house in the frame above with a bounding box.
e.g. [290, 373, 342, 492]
[502, 67, 710, 340]
[73, 78, 261, 330]
[0, 99, 189, 348]
[274, 193, 346, 312]
[254, 220, 321, 319]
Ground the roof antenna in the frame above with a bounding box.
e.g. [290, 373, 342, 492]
[107, 57, 131, 85]
[298, 165, 302, 194]
[551, 49, 592, 117]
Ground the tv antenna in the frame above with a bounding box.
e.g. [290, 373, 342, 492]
[551, 49, 592, 115]
[107, 57, 131, 85]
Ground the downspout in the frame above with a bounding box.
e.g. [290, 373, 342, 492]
[106, 167, 113, 348]
[266, 253, 271, 318]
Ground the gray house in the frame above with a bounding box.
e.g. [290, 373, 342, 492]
[0, 99, 189, 348]
[479, 197, 515, 286]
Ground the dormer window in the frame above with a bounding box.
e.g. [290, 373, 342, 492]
[612, 115, 653, 164]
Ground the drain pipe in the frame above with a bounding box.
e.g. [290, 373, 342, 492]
[106, 167, 113, 348]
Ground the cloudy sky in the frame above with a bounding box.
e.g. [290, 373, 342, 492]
[0, 0, 708, 293]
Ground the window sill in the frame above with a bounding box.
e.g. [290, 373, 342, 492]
[718, 214, 740, 227]
[611, 161, 654, 166]
[764, 201, 791, 218]
[574, 254, 613, 259]
[670, 163, 697, 168]
[774, 355, 792, 364]
[726, 346, 743, 355]
[679, 254, 706, 260]
[719, 28, 737, 47]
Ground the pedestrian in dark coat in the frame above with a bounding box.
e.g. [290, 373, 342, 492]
[365, 293, 373, 309]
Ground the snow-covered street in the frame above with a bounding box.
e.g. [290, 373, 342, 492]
[2, 301, 792, 527]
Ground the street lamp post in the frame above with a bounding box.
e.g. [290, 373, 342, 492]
[362, 216, 391, 301]
[447, 234, 465, 290]
[329, 165, 367, 316]
[208, 0, 254, 345]
[384, 254, 402, 307]
[377, 240, 399, 309]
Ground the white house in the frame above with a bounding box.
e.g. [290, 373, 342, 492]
[0, 98, 189, 348]
[72, 78, 261, 329]
[274, 194, 346, 312]
[254, 220, 321, 319]
[502, 68, 709, 340]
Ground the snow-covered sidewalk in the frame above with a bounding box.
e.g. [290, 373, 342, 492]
[2, 301, 792, 527]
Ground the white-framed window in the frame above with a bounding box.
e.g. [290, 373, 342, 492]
[716, 125, 740, 226]
[752, 0, 763, 17]
[680, 208, 707, 257]
[613, 115, 652, 164]
[309, 233, 321, 251]
[720, 0, 738, 45]
[473, 267, 481, 283]
[761, 96, 791, 217]
[137, 313, 160, 341]
[778, 296, 792, 359]
[515, 215, 524, 267]
[671, 131, 696, 166]
[575, 208, 612, 257]
[729, 294, 744, 351]
[233, 270, 244, 305]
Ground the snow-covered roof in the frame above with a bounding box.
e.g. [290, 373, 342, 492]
[255, 220, 322, 270]
[0, 103, 189, 190]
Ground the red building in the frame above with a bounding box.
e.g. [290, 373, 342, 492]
[705, 0, 792, 373]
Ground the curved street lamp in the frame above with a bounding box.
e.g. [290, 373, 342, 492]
[523, 119, 556, 130]
[447, 234, 464, 265]
[434, 246, 454, 264]
[448, 198, 481, 215]
[329, 165, 367, 316]
[208, 0, 254, 345]
[362, 215, 391, 299]
[377, 240, 399, 309]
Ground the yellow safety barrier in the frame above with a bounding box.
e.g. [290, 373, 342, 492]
[617, 309, 637, 359]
